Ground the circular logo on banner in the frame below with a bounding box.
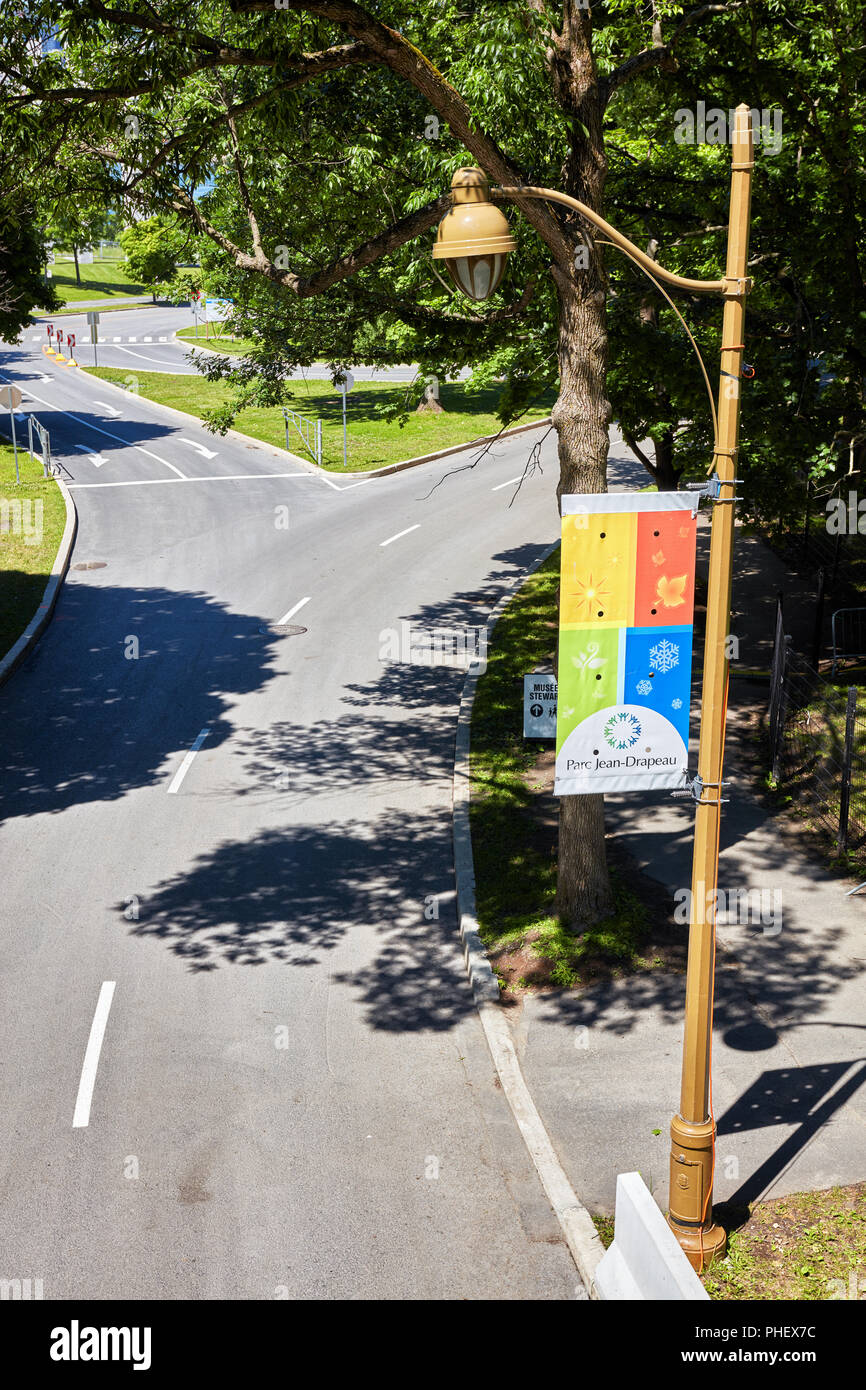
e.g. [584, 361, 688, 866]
[603, 711, 642, 750]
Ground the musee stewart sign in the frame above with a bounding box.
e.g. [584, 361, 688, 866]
[554, 491, 700, 795]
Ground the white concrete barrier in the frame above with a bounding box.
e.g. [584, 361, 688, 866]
[594, 1172, 711, 1300]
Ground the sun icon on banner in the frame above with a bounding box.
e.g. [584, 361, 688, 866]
[603, 712, 642, 750]
[571, 572, 610, 618]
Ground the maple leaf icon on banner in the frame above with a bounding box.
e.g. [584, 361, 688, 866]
[655, 574, 687, 607]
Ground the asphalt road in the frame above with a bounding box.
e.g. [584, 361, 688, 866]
[24, 305, 452, 381]
[0, 333, 581, 1299]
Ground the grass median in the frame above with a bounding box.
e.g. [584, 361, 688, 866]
[469, 549, 685, 994]
[0, 442, 67, 662]
[82, 366, 555, 472]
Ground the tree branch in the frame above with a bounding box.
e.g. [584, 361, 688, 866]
[229, 0, 575, 268]
[602, 2, 748, 101]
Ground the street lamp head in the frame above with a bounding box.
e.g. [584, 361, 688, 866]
[432, 167, 516, 300]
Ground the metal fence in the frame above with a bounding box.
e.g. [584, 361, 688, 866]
[281, 407, 322, 467]
[768, 601, 866, 856]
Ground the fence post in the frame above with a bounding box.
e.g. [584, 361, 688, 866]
[838, 686, 858, 854]
[811, 567, 826, 671]
[768, 593, 784, 775]
[803, 477, 811, 558]
[831, 527, 842, 588]
[316, 418, 322, 468]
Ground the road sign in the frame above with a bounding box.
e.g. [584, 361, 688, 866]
[334, 371, 355, 469]
[524, 674, 557, 738]
[86, 311, 100, 326]
[1, 384, 23, 481]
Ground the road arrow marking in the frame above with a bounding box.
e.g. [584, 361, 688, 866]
[74, 445, 108, 467]
[93, 400, 122, 418]
[181, 437, 218, 460]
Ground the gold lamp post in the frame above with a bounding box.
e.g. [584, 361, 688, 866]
[434, 107, 754, 1269]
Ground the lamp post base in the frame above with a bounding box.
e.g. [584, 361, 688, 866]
[668, 1215, 727, 1271]
[668, 1113, 728, 1271]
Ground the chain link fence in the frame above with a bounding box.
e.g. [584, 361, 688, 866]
[768, 599, 866, 858]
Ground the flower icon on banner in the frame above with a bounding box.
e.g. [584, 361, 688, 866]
[671, 698, 683, 710]
[649, 637, 680, 674]
[604, 712, 642, 750]
[636, 679, 653, 697]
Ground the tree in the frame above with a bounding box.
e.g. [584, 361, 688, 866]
[44, 203, 114, 285]
[118, 217, 187, 302]
[3, 1, 860, 930]
[0, 183, 59, 337]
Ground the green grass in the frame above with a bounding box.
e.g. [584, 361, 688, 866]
[704, 1184, 866, 1300]
[0, 441, 66, 661]
[81, 367, 555, 473]
[469, 550, 657, 990]
[176, 327, 258, 354]
[39, 256, 146, 305]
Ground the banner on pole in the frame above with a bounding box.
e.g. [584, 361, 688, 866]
[555, 491, 700, 795]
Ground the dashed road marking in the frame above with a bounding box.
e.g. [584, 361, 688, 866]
[72, 982, 116, 1129]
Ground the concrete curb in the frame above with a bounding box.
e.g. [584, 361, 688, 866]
[451, 540, 607, 1298]
[0, 476, 77, 688]
[79, 364, 554, 482]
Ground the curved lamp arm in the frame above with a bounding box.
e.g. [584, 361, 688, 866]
[493, 185, 738, 299]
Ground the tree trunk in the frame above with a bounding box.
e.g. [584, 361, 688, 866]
[545, 7, 617, 933]
[73, 244, 81, 286]
[552, 273, 615, 931]
[653, 427, 680, 490]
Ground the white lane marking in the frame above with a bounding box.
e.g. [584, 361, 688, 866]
[93, 399, 122, 418]
[277, 596, 311, 625]
[72, 982, 116, 1129]
[114, 344, 183, 366]
[128, 336, 137, 342]
[492, 476, 524, 491]
[112, 336, 121, 342]
[0, 373, 187, 479]
[143, 336, 153, 342]
[74, 445, 108, 468]
[379, 524, 420, 547]
[167, 727, 211, 795]
[181, 437, 218, 460]
[67, 472, 312, 489]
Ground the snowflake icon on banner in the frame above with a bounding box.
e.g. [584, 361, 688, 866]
[636, 679, 653, 697]
[604, 712, 642, 750]
[649, 637, 680, 674]
[671, 697, 683, 710]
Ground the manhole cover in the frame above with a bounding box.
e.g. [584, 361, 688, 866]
[72, 561, 107, 570]
[260, 623, 308, 636]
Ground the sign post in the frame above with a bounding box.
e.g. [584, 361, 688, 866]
[87, 311, 100, 368]
[0, 384, 23, 482]
[334, 370, 354, 469]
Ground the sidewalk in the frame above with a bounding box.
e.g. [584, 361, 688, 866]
[500, 440, 866, 1216]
